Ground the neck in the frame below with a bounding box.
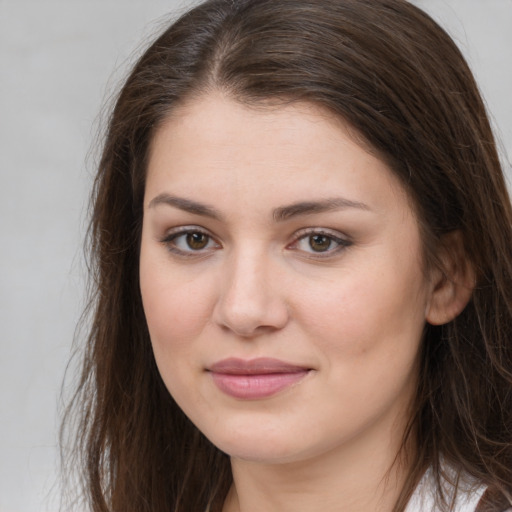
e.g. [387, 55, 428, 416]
[222, 419, 415, 512]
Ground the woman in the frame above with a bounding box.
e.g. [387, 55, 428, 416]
[62, 0, 512, 511]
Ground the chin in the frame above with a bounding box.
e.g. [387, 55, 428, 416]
[198, 419, 305, 463]
[202, 420, 334, 466]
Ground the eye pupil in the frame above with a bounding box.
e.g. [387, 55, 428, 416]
[186, 232, 208, 250]
[309, 234, 331, 252]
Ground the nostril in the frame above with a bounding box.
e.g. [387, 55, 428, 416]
[211, 255, 289, 335]
[212, 289, 289, 337]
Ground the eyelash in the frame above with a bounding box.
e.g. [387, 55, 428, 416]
[160, 227, 352, 258]
[160, 227, 220, 258]
[287, 228, 352, 258]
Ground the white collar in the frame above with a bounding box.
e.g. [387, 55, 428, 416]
[405, 466, 487, 512]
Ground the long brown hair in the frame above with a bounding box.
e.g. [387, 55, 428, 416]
[61, 1, 512, 511]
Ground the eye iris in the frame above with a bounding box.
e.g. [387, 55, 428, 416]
[309, 234, 332, 252]
[186, 232, 208, 250]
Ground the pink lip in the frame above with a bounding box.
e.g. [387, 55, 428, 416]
[208, 358, 311, 399]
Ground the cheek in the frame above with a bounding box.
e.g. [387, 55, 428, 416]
[139, 257, 214, 354]
[293, 267, 426, 426]
[294, 257, 428, 359]
[139, 261, 217, 409]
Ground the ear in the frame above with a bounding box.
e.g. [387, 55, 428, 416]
[426, 231, 475, 326]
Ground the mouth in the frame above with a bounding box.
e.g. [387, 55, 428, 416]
[207, 357, 312, 399]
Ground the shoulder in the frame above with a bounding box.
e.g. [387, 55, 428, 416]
[405, 466, 512, 512]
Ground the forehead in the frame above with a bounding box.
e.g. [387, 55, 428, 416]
[145, 92, 409, 216]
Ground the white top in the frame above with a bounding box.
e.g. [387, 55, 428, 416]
[405, 466, 512, 512]
[208, 466, 510, 512]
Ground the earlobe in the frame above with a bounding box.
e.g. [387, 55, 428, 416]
[425, 231, 475, 326]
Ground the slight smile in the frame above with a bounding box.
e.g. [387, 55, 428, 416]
[208, 358, 312, 399]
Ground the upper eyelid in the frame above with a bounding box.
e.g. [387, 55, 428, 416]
[159, 225, 349, 240]
[159, 229, 221, 259]
[161, 225, 214, 239]
[287, 227, 352, 256]
[291, 227, 350, 241]
[158, 225, 350, 247]
[160, 226, 220, 248]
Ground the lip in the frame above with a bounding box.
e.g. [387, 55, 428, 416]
[208, 358, 311, 399]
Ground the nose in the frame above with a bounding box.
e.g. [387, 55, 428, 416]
[212, 248, 289, 337]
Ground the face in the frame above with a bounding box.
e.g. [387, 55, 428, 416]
[140, 93, 434, 465]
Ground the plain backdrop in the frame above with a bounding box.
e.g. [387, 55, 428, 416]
[0, 1, 511, 511]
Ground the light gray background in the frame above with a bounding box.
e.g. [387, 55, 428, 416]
[0, 1, 511, 511]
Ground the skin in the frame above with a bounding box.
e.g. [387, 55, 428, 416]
[139, 92, 460, 512]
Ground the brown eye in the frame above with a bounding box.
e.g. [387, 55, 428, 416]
[309, 234, 333, 252]
[290, 230, 351, 257]
[162, 229, 219, 255]
[186, 232, 209, 250]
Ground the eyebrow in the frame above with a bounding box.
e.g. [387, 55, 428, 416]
[273, 197, 371, 222]
[148, 193, 370, 222]
[148, 193, 222, 220]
